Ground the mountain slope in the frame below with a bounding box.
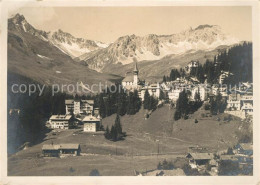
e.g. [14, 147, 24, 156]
[102, 44, 234, 82]
[49, 29, 108, 58]
[9, 14, 108, 58]
[77, 25, 239, 72]
[8, 14, 120, 93]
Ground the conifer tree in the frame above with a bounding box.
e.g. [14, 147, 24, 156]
[159, 89, 165, 100]
[116, 91, 127, 116]
[194, 90, 201, 102]
[104, 125, 110, 139]
[174, 90, 189, 120]
[163, 75, 167, 82]
[114, 114, 122, 135]
[110, 125, 117, 141]
[133, 90, 141, 112]
[99, 95, 106, 118]
[143, 89, 150, 109]
[126, 92, 135, 115]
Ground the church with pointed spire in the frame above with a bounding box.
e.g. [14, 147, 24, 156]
[121, 60, 161, 101]
[122, 61, 141, 91]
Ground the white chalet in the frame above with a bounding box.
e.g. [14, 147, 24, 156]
[185, 61, 199, 74]
[212, 85, 228, 97]
[227, 93, 241, 110]
[191, 85, 208, 101]
[140, 83, 161, 101]
[219, 71, 233, 84]
[49, 115, 72, 129]
[241, 95, 253, 116]
[83, 115, 101, 132]
[168, 89, 182, 102]
[65, 99, 94, 115]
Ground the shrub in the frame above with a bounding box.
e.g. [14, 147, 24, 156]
[89, 169, 100, 176]
[226, 147, 234, 155]
[157, 159, 174, 170]
[223, 115, 232, 122]
[238, 134, 252, 143]
[204, 103, 210, 110]
[69, 167, 75, 173]
[218, 161, 240, 175]
[157, 162, 162, 170]
[183, 164, 200, 176]
[201, 113, 205, 118]
[195, 119, 198, 123]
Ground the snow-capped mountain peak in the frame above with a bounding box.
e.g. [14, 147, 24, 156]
[8, 14, 109, 58]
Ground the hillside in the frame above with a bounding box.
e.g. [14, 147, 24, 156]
[9, 14, 108, 58]
[8, 14, 121, 91]
[8, 104, 244, 175]
[101, 45, 233, 82]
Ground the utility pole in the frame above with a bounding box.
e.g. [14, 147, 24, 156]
[156, 139, 160, 159]
[157, 142, 160, 159]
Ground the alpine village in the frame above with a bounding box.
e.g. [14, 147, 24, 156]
[8, 13, 253, 176]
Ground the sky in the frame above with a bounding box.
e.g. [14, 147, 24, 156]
[10, 6, 252, 43]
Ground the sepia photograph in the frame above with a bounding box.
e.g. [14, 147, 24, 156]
[1, 0, 260, 184]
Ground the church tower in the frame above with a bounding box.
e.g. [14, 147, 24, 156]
[133, 61, 139, 86]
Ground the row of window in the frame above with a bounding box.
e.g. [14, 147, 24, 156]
[52, 122, 68, 125]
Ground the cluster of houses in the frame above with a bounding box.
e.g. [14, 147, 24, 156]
[47, 99, 101, 132]
[44, 100, 101, 157]
[186, 143, 253, 175]
[122, 61, 253, 119]
[225, 84, 253, 119]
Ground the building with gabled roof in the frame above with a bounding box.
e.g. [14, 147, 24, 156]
[48, 115, 73, 129]
[234, 143, 253, 156]
[140, 83, 161, 101]
[122, 61, 143, 91]
[186, 152, 215, 169]
[82, 115, 101, 132]
[65, 99, 94, 115]
[42, 144, 80, 157]
[185, 61, 199, 74]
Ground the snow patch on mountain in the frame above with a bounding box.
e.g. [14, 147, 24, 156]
[79, 25, 240, 72]
[37, 54, 52, 60]
[95, 41, 109, 48]
[50, 40, 91, 58]
[48, 30, 109, 58]
[8, 14, 109, 59]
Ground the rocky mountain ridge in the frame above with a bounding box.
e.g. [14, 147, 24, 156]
[77, 24, 239, 72]
[9, 14, 108, 58]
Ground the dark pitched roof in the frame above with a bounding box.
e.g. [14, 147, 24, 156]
[59, 144, 80, 150]
[122, 75, 134, 82]
[42, 144, 60, 150]
[49, 115, 72, 121]
[42, 144, 80, 150]
[240, 143, 253, 151]
[65, 99, 74, 104]
[187, 153, 214, 160]
[81, 100, 94, 105]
